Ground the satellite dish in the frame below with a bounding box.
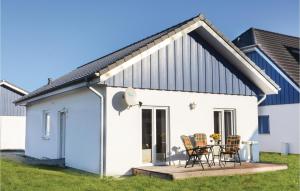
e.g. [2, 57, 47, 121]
[124, 87, 137, 106]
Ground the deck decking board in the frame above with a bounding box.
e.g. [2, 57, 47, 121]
[132, 162, 288, 180]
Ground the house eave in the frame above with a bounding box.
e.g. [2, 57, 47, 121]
[15, 78, 101, 106]
[0, 81, 28, 95]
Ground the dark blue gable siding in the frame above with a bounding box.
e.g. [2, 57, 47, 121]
[0, 86, 26, 116]
[105, 31, 260, 96]
[246, 51, 300, 105]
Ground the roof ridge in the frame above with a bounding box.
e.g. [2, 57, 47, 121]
[252, 28, 300, 39]
[77, 14, 203, 69]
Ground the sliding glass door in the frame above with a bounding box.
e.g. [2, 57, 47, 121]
[213, 109, 236, 144]
[142, 107, 169, 165]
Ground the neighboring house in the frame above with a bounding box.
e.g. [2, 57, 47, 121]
[233, 28, 300, 154]
[15, 14, 279, 175]
[0, 80, 28, 150]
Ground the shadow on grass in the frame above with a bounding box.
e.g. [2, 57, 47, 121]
[1, 156, 98, 177]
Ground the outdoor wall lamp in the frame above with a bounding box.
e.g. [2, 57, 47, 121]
[189, 102, 197, 110]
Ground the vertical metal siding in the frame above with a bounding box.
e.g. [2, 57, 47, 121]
[133, 60, 142, 88]
[141, 56, 151, 89]
[0, 86, 26, 116]
[113, 69, 123, 87]
[104, 32, 259, 96]
[246, 51, 300, 105]
[205, 51, 213, 93]
[190, 37, 198, 92]
[175, 36, 184, 91]
[198, 43, 206, 92]
[219, 61, 227, 94]
[232, 73, 239, 95]
[150, 52, 159, 89]
[183, 35, 191, 91]
[167, 42, 176, 90]
[123, 66, 133, 87]
[212, 57, 220, 94]
[159, 48, 168, 90]
[225, 66, 233, 94]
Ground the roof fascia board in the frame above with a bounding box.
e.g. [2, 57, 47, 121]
[17, 78, 100, 105]
[0, 81, 28, 95]
[99, 21, 203, 82]
[243, 47, 300, 93]
[199, 22, 279, 95]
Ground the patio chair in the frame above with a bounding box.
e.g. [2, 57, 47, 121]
[193, 133, 211, 167]
[180, 135, 206, 169]
[219, 135, 241, 167]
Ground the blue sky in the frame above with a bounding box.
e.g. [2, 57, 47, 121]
[1, 0, 299, 91]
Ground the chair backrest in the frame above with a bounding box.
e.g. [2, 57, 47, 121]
[225, 135, 240, 152]
[181, 135, 194, 155]
[194, 133, 207, 147]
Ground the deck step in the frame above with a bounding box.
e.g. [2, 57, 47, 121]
[132, 163, 288, 180]
[132, 168, 173, 180]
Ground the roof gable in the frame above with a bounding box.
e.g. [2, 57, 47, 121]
[246, 50, 300, 105]
[16, 14, 279, 105]
[105, 31, 260, 96]
[233, 28, 300, 86]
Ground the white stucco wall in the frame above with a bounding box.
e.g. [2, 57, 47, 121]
[105, 87, 259, 176]
[0, 116, 26, 150]
[258, 103, 300, 154]
[25, 87, 102, 174]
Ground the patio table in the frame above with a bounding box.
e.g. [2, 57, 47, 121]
[207, 144, 225, 166]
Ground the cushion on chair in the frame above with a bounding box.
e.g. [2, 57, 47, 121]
[181, 135, 194, 155]
[194, 133, 207, 147]
[224, 135, 240, 153]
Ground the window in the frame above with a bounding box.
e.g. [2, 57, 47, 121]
[213, 109, 236, 143]
[43, 111, 51, 138]
[286, 46, 299, 63]
[258, 115, 270, 134]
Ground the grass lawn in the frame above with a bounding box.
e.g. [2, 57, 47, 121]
[1, 153, 299, 191]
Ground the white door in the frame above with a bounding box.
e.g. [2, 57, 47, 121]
[141, 107, 169, 165]
[59, 112, 66, 158]
[213, 109, 236, 144]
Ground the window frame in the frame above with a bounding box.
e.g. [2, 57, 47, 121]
[42, 111, 51, 139]
[258, 115, 270, 134]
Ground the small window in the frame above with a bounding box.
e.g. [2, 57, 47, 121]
[43, 111, 51, 138]
[286, 46, 299, 63]
[258, 115, 270, 134]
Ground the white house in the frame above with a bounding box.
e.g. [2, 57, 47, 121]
[0, 80, 28, 150]
[233, 28, 300, 154]
[16, 14, 279, 175]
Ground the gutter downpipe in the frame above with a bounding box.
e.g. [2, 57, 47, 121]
[88, 85, 104, 177]
[257, 94, 267, 105]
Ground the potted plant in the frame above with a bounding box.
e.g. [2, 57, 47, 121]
[210, 133, 221, 145]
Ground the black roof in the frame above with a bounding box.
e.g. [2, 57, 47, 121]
[233, 28, 300, 86]
[15, 15, 200, 104]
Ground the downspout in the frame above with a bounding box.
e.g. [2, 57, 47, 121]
[257, 94, 267, 105]
[87, 85, 104, 177]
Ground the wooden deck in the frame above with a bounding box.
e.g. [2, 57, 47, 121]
[132, 162, 288, 180]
